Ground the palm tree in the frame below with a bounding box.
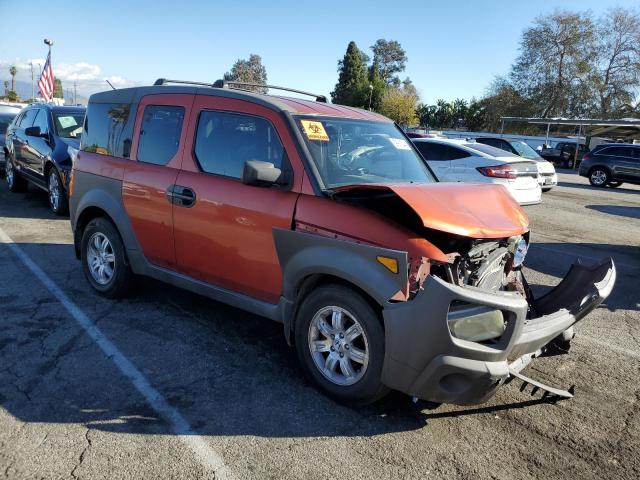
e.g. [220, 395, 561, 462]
[9, 66, 17, 92]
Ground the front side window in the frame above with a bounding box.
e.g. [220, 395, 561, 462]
[509, 140, 541, 159]
[465, 142, 516, 157]
[296, 117, 434, 188]
[54, 112, 84, 139]
[81, 102, 132, 157]
[137, 105, 185, 166]
[32, 110, 50, 135]
[194, 110, 285, 179]
[20, 109, 38, 129]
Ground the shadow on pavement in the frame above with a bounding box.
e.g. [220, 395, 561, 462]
[586, 205, 640, 220]
[0, 185, 67, 220]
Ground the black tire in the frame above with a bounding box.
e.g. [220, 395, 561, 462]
[541, 187, 553, 192]
[47, 167, 69, 216]
[81, 217, 133, 298]
[5, 156, 27, 192]
[294, 284, 389, 406]
[608, 181, 623, 188]
[588, 167, 610, 187]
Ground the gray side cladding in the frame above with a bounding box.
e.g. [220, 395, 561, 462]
[273, 228, 409, 306]
[70, 171, 141, 258]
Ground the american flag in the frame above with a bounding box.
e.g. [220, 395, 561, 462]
[38, 51, 55, 101]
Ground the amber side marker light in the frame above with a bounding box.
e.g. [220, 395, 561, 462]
[376, 256, 398, 274]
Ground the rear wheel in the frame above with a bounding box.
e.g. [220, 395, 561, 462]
[47, 167, 68, 216]
[294, 285, 389, 406]
[588, 167, 610, 187]
[81, 217, 133, 298]
[5, 157, 27, 192]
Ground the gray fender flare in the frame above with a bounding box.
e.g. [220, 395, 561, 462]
[70, 172, 142, 266]
[273, 228, 408, 342]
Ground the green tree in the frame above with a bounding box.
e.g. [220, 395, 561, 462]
[371, 39, 407, 86]
[223, 54, 268, 93]
[378, 83, 419, 126]
[590, 7, 640, 118]
[6, 90, 18, 102]
[9, 65, 17, 92]
[367, 59, 386, 110]
[331, 41, 369, 107]
[53, 77, 63, 98]
[511, 10, 595, 117]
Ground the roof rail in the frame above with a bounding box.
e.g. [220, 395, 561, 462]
[214, 80, 328, 103]
[153, 78, 216, 88]
[153, 78, 328, 103]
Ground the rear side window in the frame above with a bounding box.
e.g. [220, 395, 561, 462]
[136, 105, 185, 166]
[599, 146, 634, 157]
[81, 102, 134, 157]
[194, 110, 285, 179]
[415, 142, 451, 160]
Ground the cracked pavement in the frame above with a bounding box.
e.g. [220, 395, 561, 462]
[0, 170, 638, 479]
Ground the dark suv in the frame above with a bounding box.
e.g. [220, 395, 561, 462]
[69, 80, 614, 406]
[540, 141, 589, 168]
[579, 143, 640, 187]
[4, 103, 86, 214]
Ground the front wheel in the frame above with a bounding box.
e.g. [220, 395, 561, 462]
[294, 285, 389, 406]
[47, 167, 68, 215]
[589, 168, 610, 187]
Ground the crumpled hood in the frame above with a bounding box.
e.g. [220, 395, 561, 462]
[332, 182, 529, 239]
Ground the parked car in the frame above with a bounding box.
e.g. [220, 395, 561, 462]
[412, 138, 542, 205]
[579, 143, 640, 187]
[474, 137, 557, 192]
[540, 141, 588, 168]
[4, 103, 85, 215]
[70, 80, 615, 406]
[0, 111, 18, 172]
[0, 103, 22, 114]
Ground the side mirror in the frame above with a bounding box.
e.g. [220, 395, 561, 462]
[25, 126, 42, 137]
[242, 160, 289, 187]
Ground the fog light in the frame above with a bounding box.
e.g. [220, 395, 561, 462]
[447, 304, 506, 342]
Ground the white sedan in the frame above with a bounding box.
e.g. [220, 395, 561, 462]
[412, 138, 542, 205]
[474, 137, 558, 191]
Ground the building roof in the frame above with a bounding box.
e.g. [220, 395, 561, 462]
[89, 85, 389, 122]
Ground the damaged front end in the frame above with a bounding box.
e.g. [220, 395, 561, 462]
[326, 183, 616, 404]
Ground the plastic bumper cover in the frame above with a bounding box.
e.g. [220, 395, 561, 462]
[381, 258, 616, 405]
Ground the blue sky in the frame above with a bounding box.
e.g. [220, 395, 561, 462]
[1, 0, 637, 103]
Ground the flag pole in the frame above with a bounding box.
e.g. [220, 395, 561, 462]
[43, 38, 54, 103]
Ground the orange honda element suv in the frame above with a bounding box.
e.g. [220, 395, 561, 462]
[69, 79, 615, 406]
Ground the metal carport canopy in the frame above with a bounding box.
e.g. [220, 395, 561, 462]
[499, 116, 640, 139]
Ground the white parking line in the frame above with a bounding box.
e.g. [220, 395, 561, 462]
[0, 227, 232, 480]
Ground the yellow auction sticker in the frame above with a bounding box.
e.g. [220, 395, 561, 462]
[301, 120, 330, 142]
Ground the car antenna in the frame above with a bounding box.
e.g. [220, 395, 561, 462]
[105, 79, 116, 90]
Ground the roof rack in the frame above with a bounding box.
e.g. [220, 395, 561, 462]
[217, 80, 327, 103]
[152, 78, 327, 103]
[154, 78, 216, 88]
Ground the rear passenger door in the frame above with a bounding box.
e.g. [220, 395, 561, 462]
[173, 96, 303, 304]
[609, 147, 640, 181]
[123, 94, 193, 270]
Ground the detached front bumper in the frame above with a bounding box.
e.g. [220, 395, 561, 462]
[381, 258, 616, 405]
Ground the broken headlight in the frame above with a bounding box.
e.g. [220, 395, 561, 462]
[447, 303, 506, 342]
[511, 237, 528, 268]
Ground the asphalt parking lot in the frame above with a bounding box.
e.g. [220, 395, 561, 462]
[0, 170, 638, 480]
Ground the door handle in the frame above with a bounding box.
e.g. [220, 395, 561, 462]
[166, 185, 196, 207]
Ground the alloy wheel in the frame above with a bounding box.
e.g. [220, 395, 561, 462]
[590, 170, 607, 186]
[6, 160, 13, 188]
[307, 306, 369, 386]
[87, 232, 116, 285]
[48, 171, 60, 211]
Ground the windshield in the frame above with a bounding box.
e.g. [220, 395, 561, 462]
[53, 112, 85, 139]
[510, 140, 541, 159]
[295, 116, 435, 188]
